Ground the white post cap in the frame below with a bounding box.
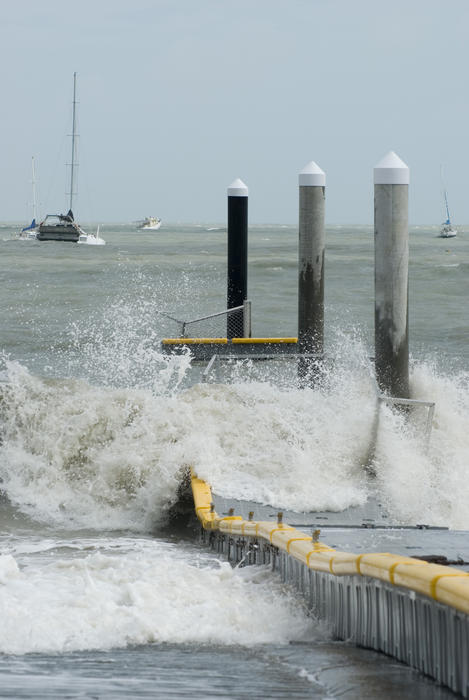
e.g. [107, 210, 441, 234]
[299, 161, 326, 186]
[374, 151, 409, 185]
[227, 178, 248, 197]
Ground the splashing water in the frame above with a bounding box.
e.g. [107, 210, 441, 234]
[2, 333, 469, 530]
[0, 360, 191, 530]
[375, 362, 469, 529]
[64, 267, 218, 392]
[0, 539, 314, 654]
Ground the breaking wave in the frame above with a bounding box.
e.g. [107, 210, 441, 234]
[1, 343, 469, 530]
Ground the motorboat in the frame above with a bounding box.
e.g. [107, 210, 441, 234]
[136, 216, 162, 231]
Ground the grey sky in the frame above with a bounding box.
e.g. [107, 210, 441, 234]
[1, 0, 467, 224]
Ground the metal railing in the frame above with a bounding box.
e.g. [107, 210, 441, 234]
[162, 299, 251, 339]
[378, 395, 435, 449]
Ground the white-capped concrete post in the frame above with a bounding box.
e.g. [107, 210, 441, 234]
[298, 161, 325, 379]
[374, 151, 410, 398]
[227, 178, 248, 338]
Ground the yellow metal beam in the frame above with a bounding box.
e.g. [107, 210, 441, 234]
[231, 337, 298, 344]
[162, 338, 228, 345]
[162, 337, 297, 345]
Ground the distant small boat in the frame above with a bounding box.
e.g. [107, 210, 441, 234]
[18, 218, 38, 240]
[78, 225, 105, 246]
[136, 217, 162, 231]
[440, 220, 457, 239]
[439, 170, 457, 238]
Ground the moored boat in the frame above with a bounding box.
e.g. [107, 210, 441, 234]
[18, 219, 38, 240]
[439, 222, 457, 238]
[439, 170, 457, 238]
[37, 211, 82, 242]
[78, 224, 105, 246]
[136, 216, 162, 231]
[37, 73, 105, 245]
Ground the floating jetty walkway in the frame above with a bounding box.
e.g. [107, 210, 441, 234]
[162, 154, 469, 697]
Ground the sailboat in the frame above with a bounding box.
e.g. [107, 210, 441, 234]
[17, 157, 39, 240]
[36, 73, 105, 246]
[439, 170, 457, 239]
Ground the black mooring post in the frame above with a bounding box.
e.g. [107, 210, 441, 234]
[227, 178, 248, 338]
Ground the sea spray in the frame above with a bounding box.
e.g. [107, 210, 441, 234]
[2, 347, 469, 529]
[375, 361, 469, 528]
[0, 352, 375, 525]
[65, 266, 221, 392]
[0, 360, 190, 530]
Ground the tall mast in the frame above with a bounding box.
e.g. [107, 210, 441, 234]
[68, 72, 78, 212]
[440, 165, 451, 224]
[444, 190, 451, 224]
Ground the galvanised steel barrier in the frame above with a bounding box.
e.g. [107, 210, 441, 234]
[192, 471, 469, 697]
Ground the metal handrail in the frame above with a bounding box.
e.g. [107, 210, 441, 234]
[160, 302, 250, 338]
[378, 395, 435, 449]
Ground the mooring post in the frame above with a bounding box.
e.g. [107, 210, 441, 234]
[227, 178, 248, 338]
[374, 151, 410, 398]
[297, 161, 325, 382]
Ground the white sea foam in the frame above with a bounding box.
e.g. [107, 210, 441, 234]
[375, 362, 469, 528]
[0, 539, 313, 654]
[0, 360, 191, 530]
[1, 349, 469, 530]
[0, 354, 373, 528]
[0, 555, 20, 584]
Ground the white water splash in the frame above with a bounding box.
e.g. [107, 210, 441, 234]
[0, 539, 314, 654]
[375, 362, 469, 529]
[0, 360, 195, 530]
[1, 347, 469, 530]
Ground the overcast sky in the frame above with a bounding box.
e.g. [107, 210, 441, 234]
[1, 0, 467, 224]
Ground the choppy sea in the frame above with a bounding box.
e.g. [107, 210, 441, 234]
[0, 222, 467, 698]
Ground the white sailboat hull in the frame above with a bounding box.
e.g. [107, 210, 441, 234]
[78, 225, 106, 245]
[439, 225, 457, 238]
[78, 234, 105, 246]
[439, 232, 457, 238]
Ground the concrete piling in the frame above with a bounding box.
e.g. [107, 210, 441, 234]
[227, 178, 248, 338]
[297, 161, 325, 381]
[374, 151, 410, 398]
